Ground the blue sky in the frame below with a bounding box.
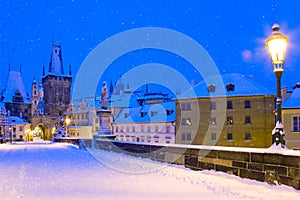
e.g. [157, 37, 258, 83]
[1, 0, 300, 97]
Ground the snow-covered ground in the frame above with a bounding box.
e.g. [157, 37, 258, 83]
[0, 142, 299, 200]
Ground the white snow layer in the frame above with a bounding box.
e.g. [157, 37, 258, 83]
[0, 142, 299, 200]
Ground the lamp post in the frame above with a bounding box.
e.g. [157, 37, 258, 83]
[266, 23, 287, 148]
[65, 118, 70, 137]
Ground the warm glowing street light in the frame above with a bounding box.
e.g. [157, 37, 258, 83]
[266, 23, 287, 148]
[65, 118, 71, 137]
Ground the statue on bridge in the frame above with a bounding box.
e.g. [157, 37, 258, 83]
[101, 81, 108, 109]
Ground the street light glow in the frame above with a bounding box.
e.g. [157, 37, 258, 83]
[266, 24, 288, 67]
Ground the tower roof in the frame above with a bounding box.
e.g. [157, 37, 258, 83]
[48, 43, 64, 76]
[2, 70, 31, 104]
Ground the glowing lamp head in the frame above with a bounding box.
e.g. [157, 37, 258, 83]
[266, 24, 287, 66]
[66, 118, 71, 125]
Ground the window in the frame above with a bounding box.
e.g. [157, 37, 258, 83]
[186, 133, 192, 141]
[227, 101, 233, 109]
[132, 126, 135, 132]
[181, 103, 191, 111]
[210, 117, 217, 125]
[245, 100, 251, 108]
[226, 83, 235, 92]
[182, 133, 192, 141]
[210, 102, 216, 110]
[211, 133, 217, 141]
[245, 132, 251, 141]
[141, 125, 144, 132]
[227, 116, 233, 124]
[245, 116, 251, 124]
[115, 126, 119, 132]
[227, 132, 233, 141]
[181, 133, 186, 141]
[208, 84, 216, 93]
[147, 126, 151, 133]
[155, 126, 159, 133]
[19, 126, 23, 131]
[182, 118, 192, 126]
[126, 126, 130, 132]
[293, 116, 300, 131]
[166, 125, 170, 133]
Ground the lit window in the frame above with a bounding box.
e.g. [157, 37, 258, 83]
[182, 118, 192, 126]
[227, 116, 233, 124]
[210, 117, 217, 125]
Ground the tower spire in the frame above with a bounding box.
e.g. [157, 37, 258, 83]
[69, 64, 72, 76]
[42, 65, 45, 76]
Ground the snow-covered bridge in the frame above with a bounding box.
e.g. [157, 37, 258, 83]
[0, 142, 299, 200]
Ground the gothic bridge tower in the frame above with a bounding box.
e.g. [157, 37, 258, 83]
[42, 41, 72, 117]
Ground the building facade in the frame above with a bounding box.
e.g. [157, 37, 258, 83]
[64, 98, 99, 138]
[282, 84, 300, 149]
[112, 93, 176, 144]
[176, 73, 275, 148]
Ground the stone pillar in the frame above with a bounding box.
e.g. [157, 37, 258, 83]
[94, 109, 116, 140]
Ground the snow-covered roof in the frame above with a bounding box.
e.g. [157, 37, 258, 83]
[113, 101, 175, 124]
[10, 116, 30, 125]
[110, 93, 139, 108]
[282, 87, 300, 109]
[178, 73, 274, 99]
[2, 70, 31, 104]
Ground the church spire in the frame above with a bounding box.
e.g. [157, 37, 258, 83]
[69, 64, 72, 76]
[42, 65, 45, 76]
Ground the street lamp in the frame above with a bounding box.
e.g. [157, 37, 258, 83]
[266, 23, 287, 148]
[65, 118, 71, 137]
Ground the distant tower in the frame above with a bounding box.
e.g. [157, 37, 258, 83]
[42, 41, 72, 116]
[30, 77, 39, 115]
[2, 66, 31, 121]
